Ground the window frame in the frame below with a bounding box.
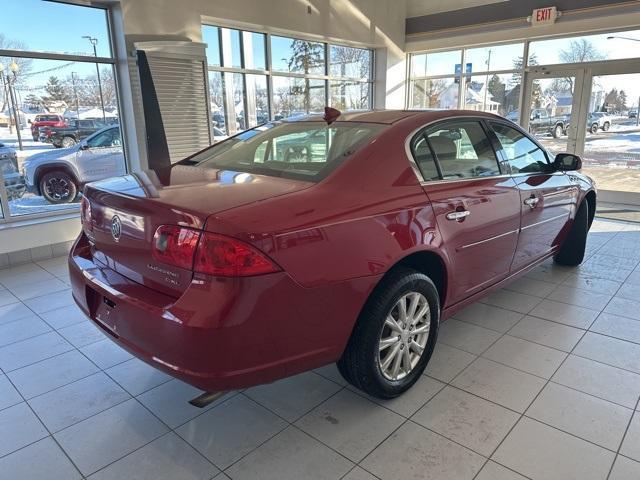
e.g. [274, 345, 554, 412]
[0, 1, 124, 225]
[202, 23, 375, 137]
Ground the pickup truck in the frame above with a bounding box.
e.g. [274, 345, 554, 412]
[39, 119, 109, 148]
[528, 108, 569, 138]
[29, 114, 67, 141]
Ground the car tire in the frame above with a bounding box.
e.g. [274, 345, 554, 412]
[337, 267, 440, 399]
[590, 124, 599, 134]
[40, 171, 78, 204]
[61, 136, 77, 148]
[553, 124, 563, 138]
[554, 199, 589, 267]
[603, 122, 610, 131]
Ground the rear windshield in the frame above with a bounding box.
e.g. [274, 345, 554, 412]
[184, 121, 385, 181]
[36, 115, 59, 122]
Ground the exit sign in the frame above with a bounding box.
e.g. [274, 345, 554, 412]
[530, 6, 560, 26]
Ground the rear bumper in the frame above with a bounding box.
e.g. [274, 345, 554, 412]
[69, 233, 376, 391]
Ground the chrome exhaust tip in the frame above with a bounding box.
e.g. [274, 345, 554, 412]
[188, 391, 226, 408]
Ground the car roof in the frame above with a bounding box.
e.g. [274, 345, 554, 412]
[285, 109, 505, 125]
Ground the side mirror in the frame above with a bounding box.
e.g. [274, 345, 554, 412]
[79, 143, 90, 151]
[28, 119, 32, 124]
[554, 153, 582, 172]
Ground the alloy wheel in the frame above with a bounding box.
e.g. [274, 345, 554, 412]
[45, 177, 71, 201]
[378, 291, 430, 381]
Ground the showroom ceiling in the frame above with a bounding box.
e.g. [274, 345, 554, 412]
[406, 0, 508, 18]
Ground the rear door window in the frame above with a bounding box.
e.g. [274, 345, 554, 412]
[426, 121, 501, 179]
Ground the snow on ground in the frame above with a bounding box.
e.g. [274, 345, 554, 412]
[8, 194, 79, 217]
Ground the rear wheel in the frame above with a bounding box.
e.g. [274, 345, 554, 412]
[603, 122, 611, 131]
[553, 124, 563, 138]
[40, 171, 78, 204]
[61, 136, 76, 148]
[337, 268, 439, 399]
[554, 199, 589, 266]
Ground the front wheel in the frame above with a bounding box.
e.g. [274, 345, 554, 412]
[337, 268, 440, 399]
[554, 199, 589, 266]
[590, 123, 599, 134]
[40, 171, 78, 204]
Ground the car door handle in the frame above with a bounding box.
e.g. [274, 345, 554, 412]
[524, 197, 540, 208]
[446, 210, 471, 221]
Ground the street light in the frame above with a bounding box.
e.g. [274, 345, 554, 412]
[0, 60, 23, 150]
[607, 35, 640, 42]
[82, 35, 106, 123]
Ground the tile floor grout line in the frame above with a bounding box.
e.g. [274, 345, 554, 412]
[605, 396, 640, 480]
[0, 365, 86, 478]
[218, 388, 357, 475]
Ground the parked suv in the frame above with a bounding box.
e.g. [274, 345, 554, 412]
[40, 119, 107, 148]
[0, 143, 26, 201]
[29, 114, 67, 141]
[23, 125, 125, 204]
[588, 112, 613, 133]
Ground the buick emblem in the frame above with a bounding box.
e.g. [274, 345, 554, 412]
[111, 215, 122, 242]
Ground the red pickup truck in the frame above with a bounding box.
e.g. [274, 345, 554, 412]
[29, 114, 67, 141]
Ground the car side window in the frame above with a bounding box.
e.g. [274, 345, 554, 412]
[490, 122, 549, 174]
[411, 135, 440, 181]
[426, 121, 501, 179]
[87, 129, 119, 148]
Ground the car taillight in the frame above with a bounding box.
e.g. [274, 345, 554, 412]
[152, 225, 200, 271]
[151, 225, 280, 277]
[80, 197, 92, 232]
[194, 232, 281, 277]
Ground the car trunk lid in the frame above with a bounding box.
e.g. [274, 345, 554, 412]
[83, 165, 312, 297]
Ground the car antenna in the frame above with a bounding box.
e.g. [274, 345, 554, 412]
[323, 106, 341, 125]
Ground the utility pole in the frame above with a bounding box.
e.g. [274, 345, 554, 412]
[82, 36, 106, 123]
[637, 97, 639, 127]
[483, 49, 492, 112]
[0, 61, 23, 150]
[71, 72, 80, 120]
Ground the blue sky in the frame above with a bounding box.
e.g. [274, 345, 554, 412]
[0, 1, 112, 100]
[0, 0, 111, 57]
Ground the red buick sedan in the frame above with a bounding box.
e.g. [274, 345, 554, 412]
[69, 109, 595, 402]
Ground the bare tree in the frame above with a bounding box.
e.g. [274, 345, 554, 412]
[0, 34, 33, 110]
[559, 39, 604, 92]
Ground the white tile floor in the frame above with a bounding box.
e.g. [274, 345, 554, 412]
[1, 217, 640, 479]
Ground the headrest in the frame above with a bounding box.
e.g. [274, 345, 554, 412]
[429, 135, 457, 158]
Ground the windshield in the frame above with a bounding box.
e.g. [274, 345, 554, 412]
[184, 121, 385, 181]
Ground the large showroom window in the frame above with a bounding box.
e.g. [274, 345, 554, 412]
[0, 0, 124, 222]
[408, 43, 524, 120]
[202, 24, 374, 137]
[408, 29, 640, 198]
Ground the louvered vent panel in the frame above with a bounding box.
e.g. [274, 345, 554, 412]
[145, 56, 210, 162]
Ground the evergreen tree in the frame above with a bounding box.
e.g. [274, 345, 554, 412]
[287, 40, 324, 112]
[42, 76, 70, 105]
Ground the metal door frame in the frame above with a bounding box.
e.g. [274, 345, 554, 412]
[522, 66, 589, 156]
